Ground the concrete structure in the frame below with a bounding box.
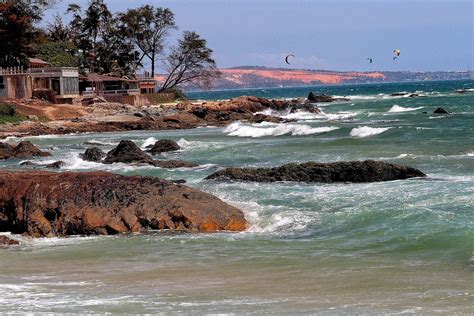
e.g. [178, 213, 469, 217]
[0, 67, 32, 99]
[30, 67, 80, 101]
[0, 66, 80, 102]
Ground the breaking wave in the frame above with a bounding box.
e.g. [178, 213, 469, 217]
[388, 105, 424, 113]
[224, 122, 339, 137]
[350, 126, 392, 138]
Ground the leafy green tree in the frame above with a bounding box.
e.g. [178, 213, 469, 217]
[160, 31, 220, 91]
[36, 41, 78, 67]
[120, 5, 176, 77]
[66, 1, 111, 72]
[94, 18, 141, 77]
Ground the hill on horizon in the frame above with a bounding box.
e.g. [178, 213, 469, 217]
[154, 66, 472, 91]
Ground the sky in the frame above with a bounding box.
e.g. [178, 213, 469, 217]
[44, 0, 473, 72]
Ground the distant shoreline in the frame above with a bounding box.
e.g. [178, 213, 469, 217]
[185, 77, 473, 93]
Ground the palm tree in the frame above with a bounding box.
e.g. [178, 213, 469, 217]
[81, 0, 111, 72]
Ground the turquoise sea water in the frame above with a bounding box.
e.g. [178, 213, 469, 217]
[0, 80, 473, 313]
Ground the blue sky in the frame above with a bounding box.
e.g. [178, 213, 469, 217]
[45, 0, 473, 72]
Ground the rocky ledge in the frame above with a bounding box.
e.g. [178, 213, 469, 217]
[206, 160, 426, 183]
[0, 170, 247, 237]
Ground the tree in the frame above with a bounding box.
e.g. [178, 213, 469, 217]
[94, 18, 141, 77]
[36, 41, 78, 67]
[0, 1, 38, 67]
[0, 0, 63, 67]
[160, 31, 220, 92]
[47, 14, 73, 42]
[120, 6, 176, 77]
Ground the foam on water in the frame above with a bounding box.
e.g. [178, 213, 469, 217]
[224, 122, 339, 137]
[141, 137, 158, 149]
[350, 126, 392, 138]
[388, 105, 424, 113]
[282, 110, 358, 121]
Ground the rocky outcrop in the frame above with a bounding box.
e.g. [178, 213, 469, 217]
[306, 92, 349, 103]
[0, 170, 247, 237]
[206, 160, 426, 183]
[0, 235, 20, 246]
[103, 140, 198, 168]
[307, 92, 335, 103]
[103, 140, 152, 164]
[80, 147, 105, 162]
[433, 107, 449, 114]
[146, 139, 181, 155]
[0, 141, 51, 160]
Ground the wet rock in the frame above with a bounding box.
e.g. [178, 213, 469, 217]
[0, 235, 20, 246]
[146, 139, 181, 155]
[104, 140, 197, 168]
[192, 108, 208, 118]
[433, 107, 449, 114]
[20, 160, 65, 169]
[153, 160, 198, 168]
[103, 140, 154, 164]
[216, 111, 231, 121]
[307, 92, 335, 103]
[0, 170, 247, 237]
[172, 179, 187, 184]
[80, 147, 105, 162]
[290, 103, 322, 114]
[45, 161, 65, 169]
[0, 141, 51, 160]
[206, 160, 426, 183]
[390, 92, 408, 96]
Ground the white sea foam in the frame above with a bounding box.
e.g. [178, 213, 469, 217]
[282, 110, 358, 121]
[388, 105, 424, 113]
[350, 126, 391, 138]
[140, 137, 158, 149]
[333, 94, 377, 100]
[83, 139, 118, 146]
[224, 122, 339, 137]
[177, 138, 223, 151]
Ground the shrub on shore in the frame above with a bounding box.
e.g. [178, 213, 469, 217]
[0, 103, 27, 124]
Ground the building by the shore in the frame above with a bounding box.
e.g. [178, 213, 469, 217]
[0, 58, 169, 105]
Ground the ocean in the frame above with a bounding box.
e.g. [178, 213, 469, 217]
[1, 80, 473, 313]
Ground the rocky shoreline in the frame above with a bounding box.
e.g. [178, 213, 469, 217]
[0, 95, 317, 139]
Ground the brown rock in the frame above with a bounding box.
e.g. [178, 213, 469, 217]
[307, 92, 334, 103]
[0, 235, 20, 246]
[45, 161, 65, 169]
[0, 141, 51, 160]
[103, 140, 154, 164]
[0, 170, 247, 237]
[80, 147, 105, 162]
[103, 140, 198, 168]
[146, 139, 181, 155]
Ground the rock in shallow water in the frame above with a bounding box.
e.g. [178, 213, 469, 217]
[103, 140, 197, 168]
[0, 170, 247, 237]
[206, 160, 426, 183]
[146, 139, 181, 155]
[0, 141, 51, 160]
[80, 147, 105, 162]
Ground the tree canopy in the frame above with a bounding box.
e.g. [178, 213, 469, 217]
[0, 0, 220, 91]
